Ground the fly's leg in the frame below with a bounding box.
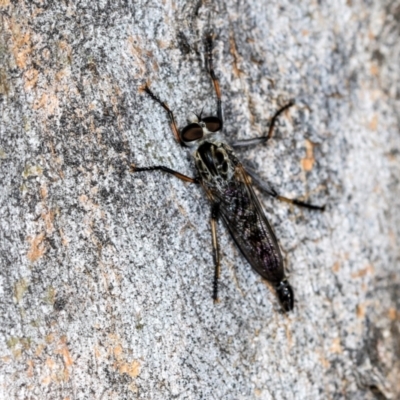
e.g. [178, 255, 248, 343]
[131, 164, 200, 184]
[270, 189, 325, 210]
[246, 167, 325, 211]
[143, 86, 182, 145]
[231, 101, 294, 148]
[205, 35, 223, 126]
[211, 203, 221, 302]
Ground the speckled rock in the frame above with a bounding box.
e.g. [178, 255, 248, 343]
[1, 1, 400, 399]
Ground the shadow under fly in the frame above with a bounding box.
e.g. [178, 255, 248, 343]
[132, 34, 325, 312]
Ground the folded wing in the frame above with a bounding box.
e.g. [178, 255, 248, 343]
[206, 165, 284, 283]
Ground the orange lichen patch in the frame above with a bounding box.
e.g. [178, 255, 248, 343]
[108, 333, 120, 342]
[78, 193, 99, 212]
[41, 47, 51, 60]
[45, 333, 55, 344]
[388, 308, 397, 321]
[369, 114, 378, 131]
[370, 63, 379, 77]
[36, 339, 73, 383]
[150, 60, 158, 75]
[0, 0, 11, 7]
[56, 336, 73, 368]
[110, 94, 121, 111]
[40, 184, 48, 199]
[301, 139, 315, 171]
[372, 183, 382, 195]
[332, 261, 340, 272]
[11, 346, 22, 359]
[41, 375, 52, 385]
[127, 36, 147, 78]
[58, 40, 72, 63]
[106, 334, 141, 379]
[27, 360, 34, 377]
[27, 232, 46, 262]
[57, 373, 67, 384]
[94, 346, 101, 359]
[56, 68, 69, 82]
[330, 338, 343, 354]
[11, 25, 32, 69]
[113, 344, 123, 360]
[88, 101, 97, 111]
[319, 354, 330, 369]
[41, 210, 54, 234]
[157, 39, 169, 49]
[59, 229, 69, 247]
[46, 357, 56, 369]
[119, 360, 140, 378]
[33, 93, 60, 116]
[24, 68, 39, 90]
[351, 264, 374, 278]
[284, 321, 293, 347]
[61, 349, 73, 369]
[356, 303, 366, 319]
[361, 283, 367, 292]
[58, 40, 70, 51]
[74, 107, 85, 119]
[31, 5, 44, 18]
[35, 344, 45, 356]
[229, 34, 243, 78]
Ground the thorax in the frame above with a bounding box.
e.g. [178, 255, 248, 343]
[194, 140, 239, 189]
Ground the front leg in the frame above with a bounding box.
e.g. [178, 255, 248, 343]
[205, 34, 223, 127]
[143, 86, 183, 145]
[231, 101, 295, 149]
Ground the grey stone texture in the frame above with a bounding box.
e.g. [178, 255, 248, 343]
[1, 0, 400, 399]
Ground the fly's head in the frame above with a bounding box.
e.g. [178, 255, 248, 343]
[180, 114, 222, 147]
[275, 279, 294, 312]
[180, 113, 233, 185]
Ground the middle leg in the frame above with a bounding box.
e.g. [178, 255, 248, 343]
[131, 164, 200, 184]
[245, 166, 325, 210]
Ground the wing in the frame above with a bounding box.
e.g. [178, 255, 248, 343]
[205, 165, 284, 283]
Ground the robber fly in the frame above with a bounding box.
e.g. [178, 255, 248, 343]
[133, 36, 324, 312]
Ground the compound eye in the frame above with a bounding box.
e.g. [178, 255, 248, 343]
[181, 123, 204, 142]
[202, 116, 222, 132]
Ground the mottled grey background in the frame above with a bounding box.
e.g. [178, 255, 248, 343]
[1, 0, 400, 399]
